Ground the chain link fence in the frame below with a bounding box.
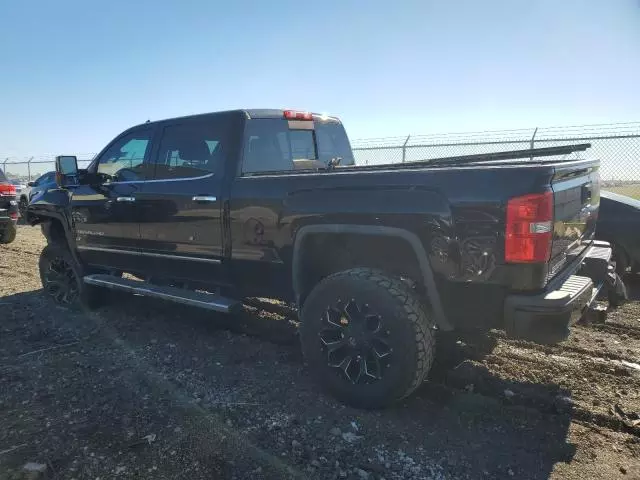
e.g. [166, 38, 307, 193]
[352, 122, 640, 199]
[1, 154, 95, 184]
[2, 122, 640, 199]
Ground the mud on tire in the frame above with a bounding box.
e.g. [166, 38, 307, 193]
[300, 268, 435, 408]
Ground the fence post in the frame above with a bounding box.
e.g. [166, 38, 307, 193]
[28, 157, 34, 181]
[530, 127, 538, 150]
[401, 135, 411, 163]
[529, 127, 538, 161]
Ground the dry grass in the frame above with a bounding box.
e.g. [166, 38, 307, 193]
[603, 185, 640, 200]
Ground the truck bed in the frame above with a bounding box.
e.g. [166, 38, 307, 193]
[239, 144, 599, 290]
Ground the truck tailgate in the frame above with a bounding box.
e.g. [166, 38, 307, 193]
[548, 162, 600, 279]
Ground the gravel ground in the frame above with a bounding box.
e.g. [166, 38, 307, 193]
[1, 225, 639, 480]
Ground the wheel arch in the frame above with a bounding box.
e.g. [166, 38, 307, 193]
[292, 224, 451, 330]
[38, 212, 81, 265]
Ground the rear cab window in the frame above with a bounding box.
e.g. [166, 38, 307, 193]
[241, 116, 354, 175]
[315, 120, 354, 166]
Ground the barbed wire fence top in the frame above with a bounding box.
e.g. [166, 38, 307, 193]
[350, 122, 640, 198]
[2, 121, 639, 198]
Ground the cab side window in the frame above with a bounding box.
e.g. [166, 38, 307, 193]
[153, 119, 230, 180]
[96, 128, 153, 181]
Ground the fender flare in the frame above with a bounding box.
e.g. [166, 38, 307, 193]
[30, 207, 81, 265]
[292, 224, 451, 331]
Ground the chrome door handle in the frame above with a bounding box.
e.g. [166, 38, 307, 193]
[192, 196, 217, 203]
[116, 196, 136, 202]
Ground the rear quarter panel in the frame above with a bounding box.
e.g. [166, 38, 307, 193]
[229, 163, 560, 299]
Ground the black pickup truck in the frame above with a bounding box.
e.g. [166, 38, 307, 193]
[27, 109, 625, 408]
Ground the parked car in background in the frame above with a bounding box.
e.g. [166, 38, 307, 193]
[596, 190, 640, 275]
[10, 179, 27, 196]
[0, 168, 18, 244]
[18, 171, 56, 218]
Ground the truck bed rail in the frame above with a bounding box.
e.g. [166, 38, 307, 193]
[351, 143, 592, 171]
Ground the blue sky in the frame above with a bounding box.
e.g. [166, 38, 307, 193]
[1, 0, 639, 158]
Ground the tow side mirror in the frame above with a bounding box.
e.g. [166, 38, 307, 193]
[55, 155, 79, 186]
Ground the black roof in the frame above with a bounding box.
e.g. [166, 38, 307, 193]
[131, 109, 339, 130]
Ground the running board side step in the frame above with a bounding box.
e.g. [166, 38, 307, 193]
[83, 274, 240, 313]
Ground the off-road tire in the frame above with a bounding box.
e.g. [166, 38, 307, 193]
[300, 268, 435, 408]
[39, 243, 105, 310]
[0, 224, 17, 244]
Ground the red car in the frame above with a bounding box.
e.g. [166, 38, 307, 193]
[0, 168, 18, 244]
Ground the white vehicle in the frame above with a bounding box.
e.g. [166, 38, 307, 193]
[10, 179, 26, 196]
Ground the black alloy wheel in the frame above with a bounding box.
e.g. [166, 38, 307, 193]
[300, 268, 435, 408]
[39, 243, 106, 309]
[42, 253, 80, 305]
[319, 299, 393, 384]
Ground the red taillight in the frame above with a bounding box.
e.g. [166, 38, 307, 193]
[0, 182, 16, 196]
[10, 211, 18, 219]
[284, 110, 313, 120]
[505, 191, 553, 263]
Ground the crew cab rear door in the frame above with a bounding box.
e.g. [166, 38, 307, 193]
[135, 113, 242, 283]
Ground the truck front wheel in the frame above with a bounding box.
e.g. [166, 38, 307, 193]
[300, 268, 435, 408]
[39, 243, 103, 309]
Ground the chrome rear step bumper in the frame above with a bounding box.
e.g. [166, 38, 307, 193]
[504, 241, 625, 344]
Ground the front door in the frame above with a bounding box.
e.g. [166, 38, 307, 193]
[73, 126, 155, 271]
[136, 116, 234, 284]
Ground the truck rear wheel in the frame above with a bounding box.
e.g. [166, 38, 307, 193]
[39, 243, 104, 310]
[300, 268, 435, 408]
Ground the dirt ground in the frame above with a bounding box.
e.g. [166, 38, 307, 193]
[1, 226, 639, 480]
